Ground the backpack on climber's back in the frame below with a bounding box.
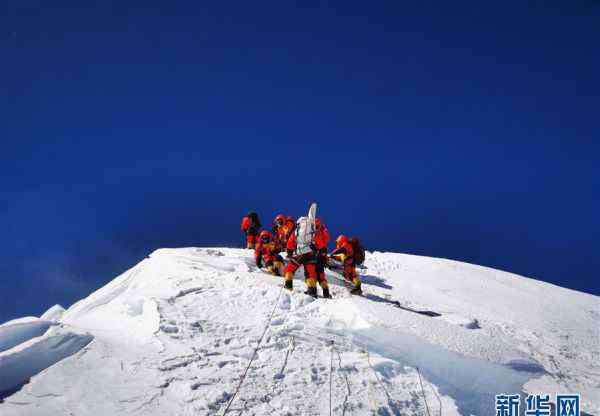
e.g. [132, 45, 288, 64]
[350, 237, 365, 265]
[248, 211, 261, 230]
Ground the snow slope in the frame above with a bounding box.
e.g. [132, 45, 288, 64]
[0, 247, 598, 415]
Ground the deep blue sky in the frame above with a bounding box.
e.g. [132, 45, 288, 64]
[2, 1, 599, 322]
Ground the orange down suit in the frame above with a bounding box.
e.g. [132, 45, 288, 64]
[313, 222, 330, 283]
[284, 225, 330, 291]
[241, 215, 260, 248]
[274, 218, 294, 247]
[255, 240, 284, 276]
[330, 240, 359, 284]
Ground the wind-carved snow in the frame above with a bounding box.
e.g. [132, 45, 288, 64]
[0, 320, 55, 354]
[0, 303, 92, 401]
[0, 329, 93, 395]
[0, 247, 598, 415]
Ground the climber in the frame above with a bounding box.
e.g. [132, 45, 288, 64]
[330, 234, 362, 295]
[279, 216, 296, 247]
[313, 218, 331, 298]
[255, 230, 284, 276]
[284, 217, 331, 298]
[241, 211, 261, 249]
[272, 214, 286, 248]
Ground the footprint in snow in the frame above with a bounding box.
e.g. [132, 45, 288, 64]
[270, 317, 285, 326]
[301, 296, 316, 306]
[463, 319, 481, 329]
[278, 293, 292, 310]
[311, 368, 319, 382]
[189, 322, 203, 331]
[160, 324, 179, 334]
[217, 360, 237, 368]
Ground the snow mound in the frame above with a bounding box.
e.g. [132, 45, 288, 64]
[0, 247, 598, 415]
[40, 305, 65, 322]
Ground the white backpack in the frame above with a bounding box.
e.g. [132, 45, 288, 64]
[294, 203, 317, 256]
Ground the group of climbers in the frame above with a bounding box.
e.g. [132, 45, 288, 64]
[240, 211, 363, 297]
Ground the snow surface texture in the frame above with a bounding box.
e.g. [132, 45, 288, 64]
[0, 248, 598, 415]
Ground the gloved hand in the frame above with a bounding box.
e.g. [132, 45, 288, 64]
[287, 249, 293, 257]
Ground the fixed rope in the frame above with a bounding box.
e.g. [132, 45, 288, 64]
[329, 340, 334, 416]
[416, 366, 442, 416]
[416, 366, 433, 416]
[263, 334, 296, 410]
[221, 285, 285, 415]
[276, 336, 296, 382]
[334, 345, 352, 416]
[364, 349, 401, 414]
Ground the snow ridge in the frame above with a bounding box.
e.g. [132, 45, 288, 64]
[0, 247, 598, 415]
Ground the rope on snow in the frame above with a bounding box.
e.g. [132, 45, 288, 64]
[263, 335, 296, 409]
[329, 340, 334, 416]
[416, 366, 443, 416]
[334, 344, 352, 416]
[416, 366, 433, 416]
[364, 348, 402, 414]
[221, 285, 285, 415]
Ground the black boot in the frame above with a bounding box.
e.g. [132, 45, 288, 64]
[350, 279, 362, 295]
[322, 287, 332, 299]
[350, 286, 363, 295]
[284, 280, 293, 291]
[305, 286, 317, 298]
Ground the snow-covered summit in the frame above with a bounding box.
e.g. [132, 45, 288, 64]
[1, 247, 598, 415]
